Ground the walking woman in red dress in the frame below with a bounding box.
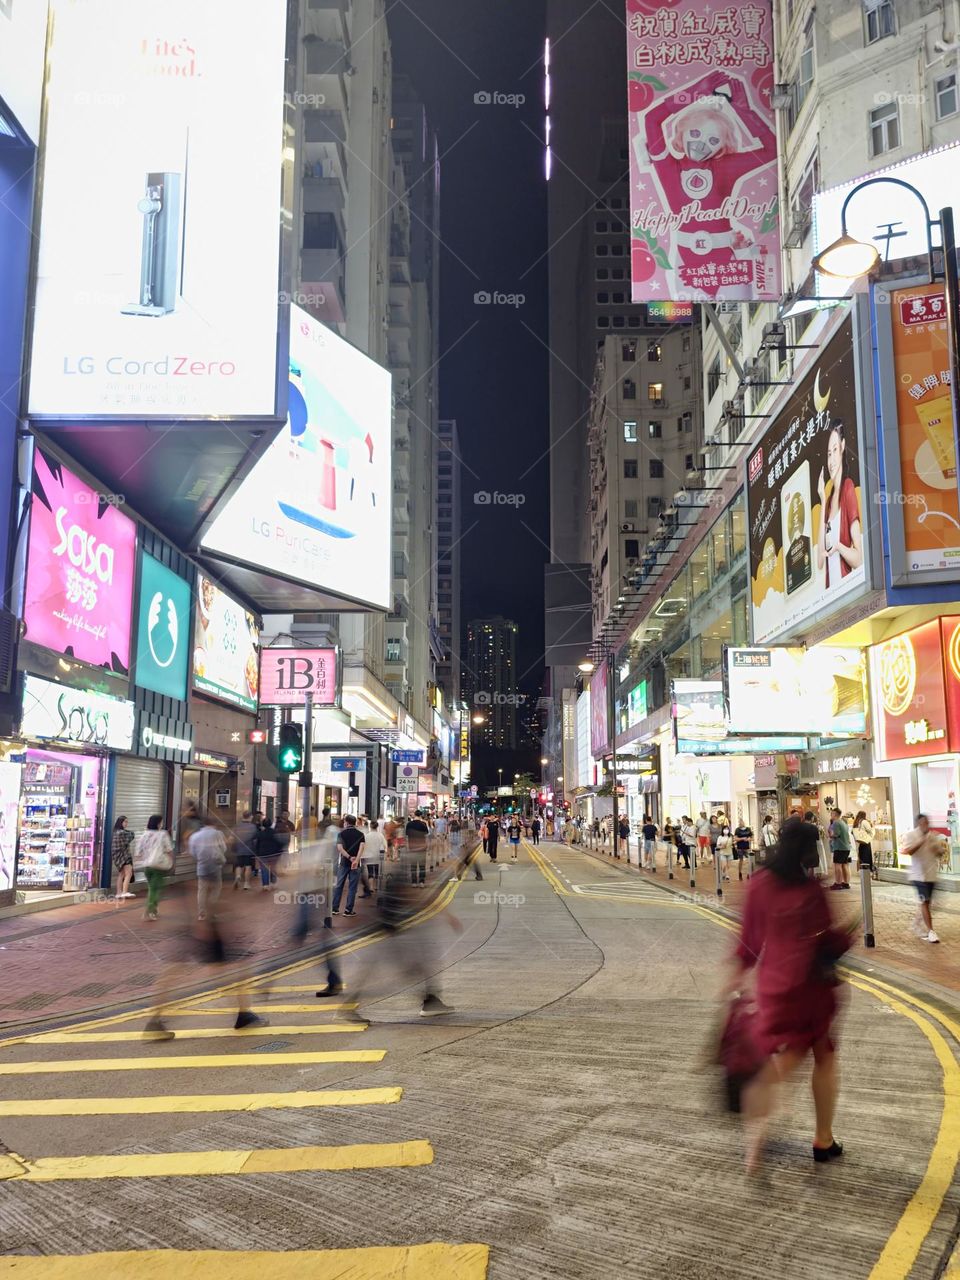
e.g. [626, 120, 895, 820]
[732, 818, 851, 1172]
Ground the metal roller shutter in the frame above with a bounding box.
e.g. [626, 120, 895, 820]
[112, 758, 168, 846]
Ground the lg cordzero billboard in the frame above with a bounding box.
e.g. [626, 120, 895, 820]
[27, 0, 287, 420]
[202, 307, 393, 612]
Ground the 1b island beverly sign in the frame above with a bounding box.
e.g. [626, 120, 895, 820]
[625, 0, 780, 302]
[259, 648, 339, 707]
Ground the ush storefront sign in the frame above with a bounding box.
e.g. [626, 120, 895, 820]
[23, 451, 137, 673]
[21, 675, 135, 752]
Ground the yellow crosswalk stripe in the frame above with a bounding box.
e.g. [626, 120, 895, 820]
[0, 1243, 489, 1278]
[0, 1086, 402, 1116]
[0, 1140, 433, 1182]
[253, 984, 350, 994]
[23, 1025, 367, 1044]
[0, 1050, 385, 1075]
[176, 1004, 357, 1015]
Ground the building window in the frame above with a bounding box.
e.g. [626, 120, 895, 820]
[647, 495, 662, 518]
[628, 315, 641, 328]
[624, 498, 638, 518]
[707, 354, 722, 399]
[611, 267, 626, 280]
[596, 244, 609, 257]
[596, 267, 610, 280]
[612, 315, 626, 328]
[649, 458, 664, 478]
[623, 459, 639, 479]
[682, 411, 693, 432]
[622, 341, 637, 361]
[623, 419, 638, 442]
[623, 378, 637, 400]
[647, 420, 662, 439]
[386, 638, 401, 662]
[597, 291, 610, 304]
[597, 316, 610, 329]
[936, 72, 958, 120]
[865, 0, 895, 43]
[612, 291, 626, 304]
[647, 343, 662, 362]
[625, 538, 640, 559]
[611, 244, 624, 256]
[685, 453, 695, 472]
[303, 211, 341, 251]
[789, 34, 814, 129]
[683, 376, 692, 391]
[596, 220, 609, 232]
[648, 381, 664, 404]
[682, 332, 691, 351]
[870, 100, 900, 155]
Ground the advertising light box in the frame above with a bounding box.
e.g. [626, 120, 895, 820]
[23, 450, 137, 673]
[0, 0, 48, 143]
[134, 553, 192, 700]
[22, 674, 136, 751]
[872, 620, 949, 761]
[590, 664, 609, 758]
[625, 0, 780, 302]
[259, 647, 338, 707]
[28, 0, 287, 419]
[725, 646, 867, 737]
[671, 678, 807, 755]
[192, 575, 259, 711]
[746, 317, 867, 644]
[201, 307, 393, 610]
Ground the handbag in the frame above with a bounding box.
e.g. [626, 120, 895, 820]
[715, 994, 765, 1113]
[136, 831, 174, 872]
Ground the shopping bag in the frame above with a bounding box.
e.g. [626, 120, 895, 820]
[714, 994, 765, 1113]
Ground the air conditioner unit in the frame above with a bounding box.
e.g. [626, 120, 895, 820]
[772, 84, 792, 110]
[620, 521, 636, 532]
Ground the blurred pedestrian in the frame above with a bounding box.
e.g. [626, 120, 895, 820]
[678, 816, 695, 869]
[902, 813, 942, 943]
[189, 814, 227, 921]
[111, 815, 136, 899]
[232, 810, 258, 891]
[732, 818, 851, 1172]
[134, 815, 174, 920]
[255, 818, 283, 891]
[406, 810, 429, 884]
[619, 814, 632, 860]
[716, 824, 734, 880]
[734, 819, 753, 879]
[760, 814, 778, 858]
[696, 812, 712, 863]
[361, 819, 386, 896]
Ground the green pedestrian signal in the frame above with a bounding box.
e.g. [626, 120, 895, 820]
[278, 723, 303, 774]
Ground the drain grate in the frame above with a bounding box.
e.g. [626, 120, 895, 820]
[251, 1038, 294, 1053]
[127, 972, 158, 987]
[7, 993, 59, 1011]
[66, 983, 112, 998]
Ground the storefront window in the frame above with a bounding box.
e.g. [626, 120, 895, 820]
[710, 515, 730, 578]
[17, 751, 103, 891]
[690, 544, 709, 597]
[701, 608, 732, 675]
[731, 500, 746, 559]
[733, 593, 748, 645]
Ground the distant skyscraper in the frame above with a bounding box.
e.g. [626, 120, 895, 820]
[465, 617, 518, 751]
[436, 419, 461, 707]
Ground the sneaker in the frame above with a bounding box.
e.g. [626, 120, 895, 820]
[829, 884, 844, 891]
[926, 930, 941, 944]
[420, 994, 454, 1017]
[233, 880, 240, 891]
[235, 1011, 268, 1030]
[142, 1017, 174, 1041]
[331, 908, 340, 915]
[343, 909, 356, 916]
[242, 884, 250, 891]
[122, 891, 136, 898]
[316, 983, 345, 998]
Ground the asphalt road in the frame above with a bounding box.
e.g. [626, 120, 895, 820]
[0, 840, 958, 1280]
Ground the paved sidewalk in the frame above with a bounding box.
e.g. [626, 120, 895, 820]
[568, 837, 960, 994]
[0, 843, 472, 1029]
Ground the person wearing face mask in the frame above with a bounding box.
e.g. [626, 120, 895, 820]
[729, 818, 852, 1173]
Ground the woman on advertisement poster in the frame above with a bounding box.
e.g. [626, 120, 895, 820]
[816, 422, 863, 590]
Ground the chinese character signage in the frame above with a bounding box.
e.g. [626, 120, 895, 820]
[746, 317, 867, 643]
[724, 646, 867, 736]
[259, 648, 338, 707]
[625, 0, 780, 302]
[874, 281, 960, 583]
[590, 664, 610, 758]
[872, 620, 950, 761]
[23, 450, 137, 673]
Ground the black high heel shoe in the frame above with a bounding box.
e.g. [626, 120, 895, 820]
[813, 1140, 843, 1163]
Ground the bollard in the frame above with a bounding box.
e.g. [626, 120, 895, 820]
[859, 860, 876, 947]
[690, 843, 696, 890]
[666, 840, 674, 880]
[746, 852, 755, 880]
[322, 858, 333, 930]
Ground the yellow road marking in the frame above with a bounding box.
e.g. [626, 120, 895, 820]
[252, 984, 350, 994]
[0, 1049, 385, 1075]
[0, 1139, 433, 1182]
[0, 1086, 402, 1116]
[188, 1004, 356, 1015]
[22, 1024, 367, 1044]
[0, 1243, 489, 1279]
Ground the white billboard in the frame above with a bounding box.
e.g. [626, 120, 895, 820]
[202, 307, 393, 611]
[0, 0, 48, 142]
[27, 0, 287, 418]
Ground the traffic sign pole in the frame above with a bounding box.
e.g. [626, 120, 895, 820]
[301, 692, 313, 851]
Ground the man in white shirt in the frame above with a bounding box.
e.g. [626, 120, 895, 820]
[901, 813, 942, 943]
[360, 820, 387, 897]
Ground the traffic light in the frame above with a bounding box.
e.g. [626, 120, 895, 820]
[278, 722, 303, 774]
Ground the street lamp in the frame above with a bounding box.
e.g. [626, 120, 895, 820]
[578, 660, 595, 673]
[472, 714, 486, 725]
[813, 176, 960, 473]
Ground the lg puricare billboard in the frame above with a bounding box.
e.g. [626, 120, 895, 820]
[746, 317, 867, 644]
[23, 450, 137, 673]
[625, 0, 780, 302]
[201, 307, 393, 611]
[27, 0, 287, 419]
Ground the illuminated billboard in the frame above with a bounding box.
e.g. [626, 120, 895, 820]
[202, 307, 393, 610]
[724, 646, 868, 737]
[192, 576, 259, 711]
[27, 0, 287, 419]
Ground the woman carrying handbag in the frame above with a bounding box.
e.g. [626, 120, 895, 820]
[133, 815, 174, 921]
[851, 810, 874, 872]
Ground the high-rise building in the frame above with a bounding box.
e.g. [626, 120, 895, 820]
[435, 419, 462, 708]
[465, 618, 519, 752]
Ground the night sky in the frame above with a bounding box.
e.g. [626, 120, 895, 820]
[387, 1, 550, 706]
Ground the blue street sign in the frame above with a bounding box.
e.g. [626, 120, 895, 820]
[331, 756, 365, 772]
[391, 749, 426, 763]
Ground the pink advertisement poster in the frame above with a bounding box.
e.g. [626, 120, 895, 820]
[259, 648, 339, 707]
[23, 451, 137, 672]
[590, 665, 610, 759]
[625, 0, 781, 302]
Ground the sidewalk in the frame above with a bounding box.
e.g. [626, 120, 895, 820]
[0, 840, 471, 1031]
[570, 837, 960, 995]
